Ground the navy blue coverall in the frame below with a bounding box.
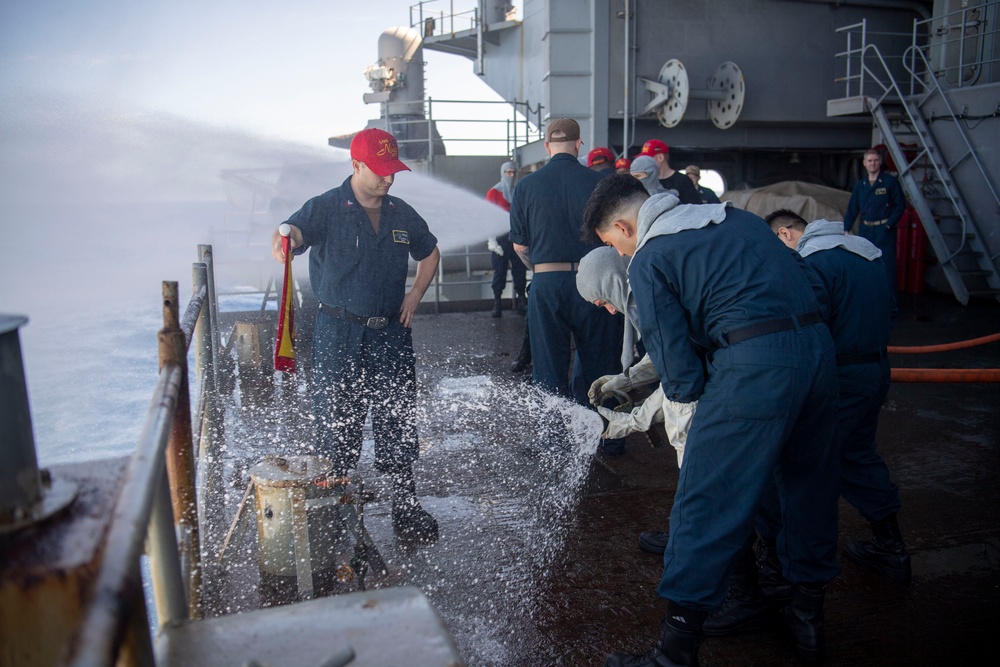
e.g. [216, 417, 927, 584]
[844, 171, 906, 301]
[759, 245, 900, 540]
[509, 153, 625, 406]
[629, 208, 841, 610]
[289, 175, 438, 475]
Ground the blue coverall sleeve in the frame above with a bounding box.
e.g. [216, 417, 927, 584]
[508, 188, 529, 247]
[630, 257, 705, 403]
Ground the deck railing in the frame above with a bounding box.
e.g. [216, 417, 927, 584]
[68, 248, 223, 667]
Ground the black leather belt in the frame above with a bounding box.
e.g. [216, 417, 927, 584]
[836, 349, 886, 366]
[320, 303, 389, 330]
[722, 311, 824, 346]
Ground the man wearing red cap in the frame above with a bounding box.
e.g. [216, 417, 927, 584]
[270, 127, 441, 543]
[615, 156, 632, 173]
[640, 139, 703, 205]
[587, 146, 616, 178]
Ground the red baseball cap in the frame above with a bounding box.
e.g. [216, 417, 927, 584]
[587, 147, 615, 167]
[640, 139, 669, 156]
[615, 156, 632, 170]
[350, 128, 411, 177]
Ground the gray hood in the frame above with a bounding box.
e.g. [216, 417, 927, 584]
[577, 246, 639, 370]
[797, 219, 882, 260]
[634, 193, 731, 255]
[629, 155, 665, 196]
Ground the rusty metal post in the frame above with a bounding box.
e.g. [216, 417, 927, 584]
[159, 280, 203, 619]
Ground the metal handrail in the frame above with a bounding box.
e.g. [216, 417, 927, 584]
[384, 97, 544, 158]
[900, 43, 1000, 209]
[69, 276, 212, 667]
[911, 0, 1000, 88]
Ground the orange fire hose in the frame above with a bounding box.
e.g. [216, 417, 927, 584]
[891, 368, 1000, 383]
[887, 331, 1000, 383]
[887, 332, 1000, 354]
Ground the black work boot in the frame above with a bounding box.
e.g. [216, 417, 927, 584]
[702, 542, 769, 636]
[639, 530, 669, 555]
[756, 538, 793, 605]
[844, 512, 912, 582]
[780, 584, 826, 663]
[515, 291, 527, 315]
[390, 468, 438, 544]
[510, 332, 532, 373]
[490, 291, 503, 318]
[605, 605, 705, 667]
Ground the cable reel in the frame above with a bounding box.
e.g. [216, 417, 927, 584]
[641, 60, 745, 129]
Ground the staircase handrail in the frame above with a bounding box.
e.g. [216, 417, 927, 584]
[853, 40, 973, 263]
[900, 43, 1000, 210]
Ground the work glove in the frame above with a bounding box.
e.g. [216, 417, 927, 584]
[487, 237, 504, 256]
[625, 354, 659, 386]
[588, 373, 632, 407]
[596, 385, 665, 439]
[587, 354, 660, 407]
[661, 397, 697, 468]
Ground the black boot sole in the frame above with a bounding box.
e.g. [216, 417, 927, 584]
[844, 540, 912, 582]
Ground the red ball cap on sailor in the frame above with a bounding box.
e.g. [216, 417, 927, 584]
[350, 128, 412, 177]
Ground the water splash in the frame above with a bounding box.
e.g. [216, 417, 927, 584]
[0, 92, 509, 464]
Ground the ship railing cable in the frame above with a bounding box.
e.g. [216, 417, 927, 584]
[68, 272, 213, 667]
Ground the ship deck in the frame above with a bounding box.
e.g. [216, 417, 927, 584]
[202, 292, 999, 666]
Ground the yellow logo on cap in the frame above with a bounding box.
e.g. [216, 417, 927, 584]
[376, 138, 398, 158]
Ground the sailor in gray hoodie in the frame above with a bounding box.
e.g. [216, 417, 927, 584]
[582, 174, 840, 667]
[766, 211, 909, 582]
[575, 247, 693, 465]
[576, 246, 694, 557]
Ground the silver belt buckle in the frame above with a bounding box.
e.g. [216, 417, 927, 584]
[367, 316, 388, 330]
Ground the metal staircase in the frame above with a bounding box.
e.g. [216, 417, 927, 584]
[828, 20, 1000, 304]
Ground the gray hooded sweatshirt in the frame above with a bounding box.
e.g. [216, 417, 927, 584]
[796, 218, 882, 260]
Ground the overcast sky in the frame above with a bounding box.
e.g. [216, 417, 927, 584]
[0, 0, 506, 148]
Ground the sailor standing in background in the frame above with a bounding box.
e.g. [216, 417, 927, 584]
[486, 161, 527, 317]
[684, 165, 721, 204]
[270, 128, 440, 544]
[843, 147, 906, 319]
[638, 139, 703, 204]
[509, 118, 626, 455]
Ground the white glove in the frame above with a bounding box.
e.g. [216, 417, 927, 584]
[596, 385, 665, 439]
[487, 237, 504, 256]
[588, 373, 632, 407]
[625, 354, 659, 386]
[661, 397, 697, 468]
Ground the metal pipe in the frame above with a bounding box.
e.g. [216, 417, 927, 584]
[148, 468, 188, 628]
[68, 363, 182, 667]
[623, 0, 630, 156]
[159, 281, 203, 619]
[198, 245, 221, 396]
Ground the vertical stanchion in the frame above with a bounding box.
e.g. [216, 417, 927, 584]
[147, 470, 187, 628]
[159, 281, 203, 619]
